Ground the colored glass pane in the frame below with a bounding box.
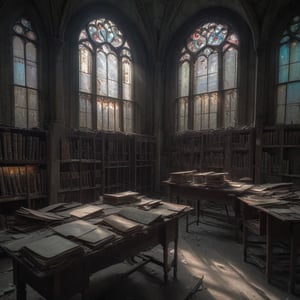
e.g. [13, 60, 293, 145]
[26, 60, 37, 88]
[278, 65, 288, 83]
[96, 51, 107, 95]
[290, 62, 300, 81]
[13, 25, 23, 34]
[124, 101, 132, 132]
[28, 109, 38, 128]
[13, 36, 24, 58]
[122, 59, 132, 100]
[88, 19, 123, 47]
[28, 89, 38, 110]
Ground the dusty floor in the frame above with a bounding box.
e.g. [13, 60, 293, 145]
[0, 214, 299, 300]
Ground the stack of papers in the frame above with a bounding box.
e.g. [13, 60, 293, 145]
[16, 207, 65, 223]
[103, 191, 140, 205]
[20, 235, 83, 270]
[118, 207, 162, 225]
[70, 205, 103, 219]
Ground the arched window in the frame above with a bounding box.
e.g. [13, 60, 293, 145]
[13, 18, 39, 128]
[276, 16, 300, 124]
[176, 22, 239, 131]
[79, 18, 133, 132]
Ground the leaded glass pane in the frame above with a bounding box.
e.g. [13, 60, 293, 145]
[202, 114, 208, 129]
[28, 109, 38, 128]
[208, 73, 218, 92]
[26, 43, 36, 62]
[14, 57, 25, 86]
[13, 36, 24, 58]
[97, 99, 103, 130]
[224, 89, 237, 128]
[124, 102, 132, 132]
[14, 86, 26, 107]
[195, 56, 207, 76]
[289, 62, 300, 81]
[79, 93, 92, 129]
[108, 54, 118, 80]
[26, 60, 38, 88]
[96, 51, 107, 95]
[223, 48, 237, 89]
[28, 89, 38, 110]
[194, 76, 207, 94]
[194, 95, 201, 130]
[210, 93, 218, 113]
[79, 47, 92, 93]
[178, 61, 190, 97]
[286, 104, 300, 124]
[287, 82, 300, 103]
[108, 80, 118, 98]
[208, 53, 218, 74]
[290, 41, 300, 63]
[122, 59, 132, 100]
[178, 97, 188, 131]
[276, 105, 285, 124]
[15, 107, 27, 128]
[278, 65, 289, 83]
[279, 44, 289, 66]
[277, 85, 286, 105]
[202, 94, 209, 113]
[209, 113, 217, 128]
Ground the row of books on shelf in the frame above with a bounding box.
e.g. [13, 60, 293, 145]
[0, 132, 46, 161]
[60, 172, 92, 190]
[231, 132, 251, 147]
[231, 152, 251, 168]
[284, 130, 300, 145]
[0, 167, 47, 196]
[261, 152, 289, 174]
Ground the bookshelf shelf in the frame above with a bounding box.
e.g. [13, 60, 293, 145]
[0, 126, 48, 210]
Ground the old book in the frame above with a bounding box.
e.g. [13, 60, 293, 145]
[169, 170, 196, 184]
[77, 226, 116, 248]
[118, 207, 162, 225]
[103, 214, 143, 234]
[21, 235, 83, 270]
[160, 201, 188, 212]
[16, 207, 65, 222]
[70, 205, 103, 219]
[103, 191, 140, 205]
[53, 220, 97, 238]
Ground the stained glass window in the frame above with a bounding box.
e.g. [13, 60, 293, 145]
[79, 18, 134, 131]
[276, 16, 300, 124]
[176, 22, 239, 131]
[13, 18, 39, 128]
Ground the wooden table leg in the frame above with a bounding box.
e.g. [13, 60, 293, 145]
[266, 215, 272, 283]
[288, 224, 297, 294]
[13, 260, 26, 300]
[173, 220, 179, 279]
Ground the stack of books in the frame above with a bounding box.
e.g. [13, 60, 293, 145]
[103, 191, 140, 205]
[192, 172, 214, 184]
[16, 207, 65, 223]
[20, 235, 83, 270]
[169, 170, 196, 184]
[69, 205, 104, 219]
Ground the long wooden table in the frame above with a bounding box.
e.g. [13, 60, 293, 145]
[3, 205, 191, 300]
[163, 180, 252, 237]
[240, 197, 300, 294]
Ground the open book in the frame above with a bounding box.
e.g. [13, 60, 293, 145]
[102, 214, 143, 234]
[118, 207, 162, 225]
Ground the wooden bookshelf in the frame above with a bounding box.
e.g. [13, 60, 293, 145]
[132, 134, 156, 193]
[227, 128, 255, 180]
[58, 131, 156, 201]
[58, 130, 100, 203]
[255, 125, 300, 184]
[0, 127, 48, 210]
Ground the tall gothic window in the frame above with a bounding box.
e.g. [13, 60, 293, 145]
[13, 18, 39, 128]
[79, 18, 133, 132]
[276, 16, 300, 124]
[176, 22, 239, 131]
